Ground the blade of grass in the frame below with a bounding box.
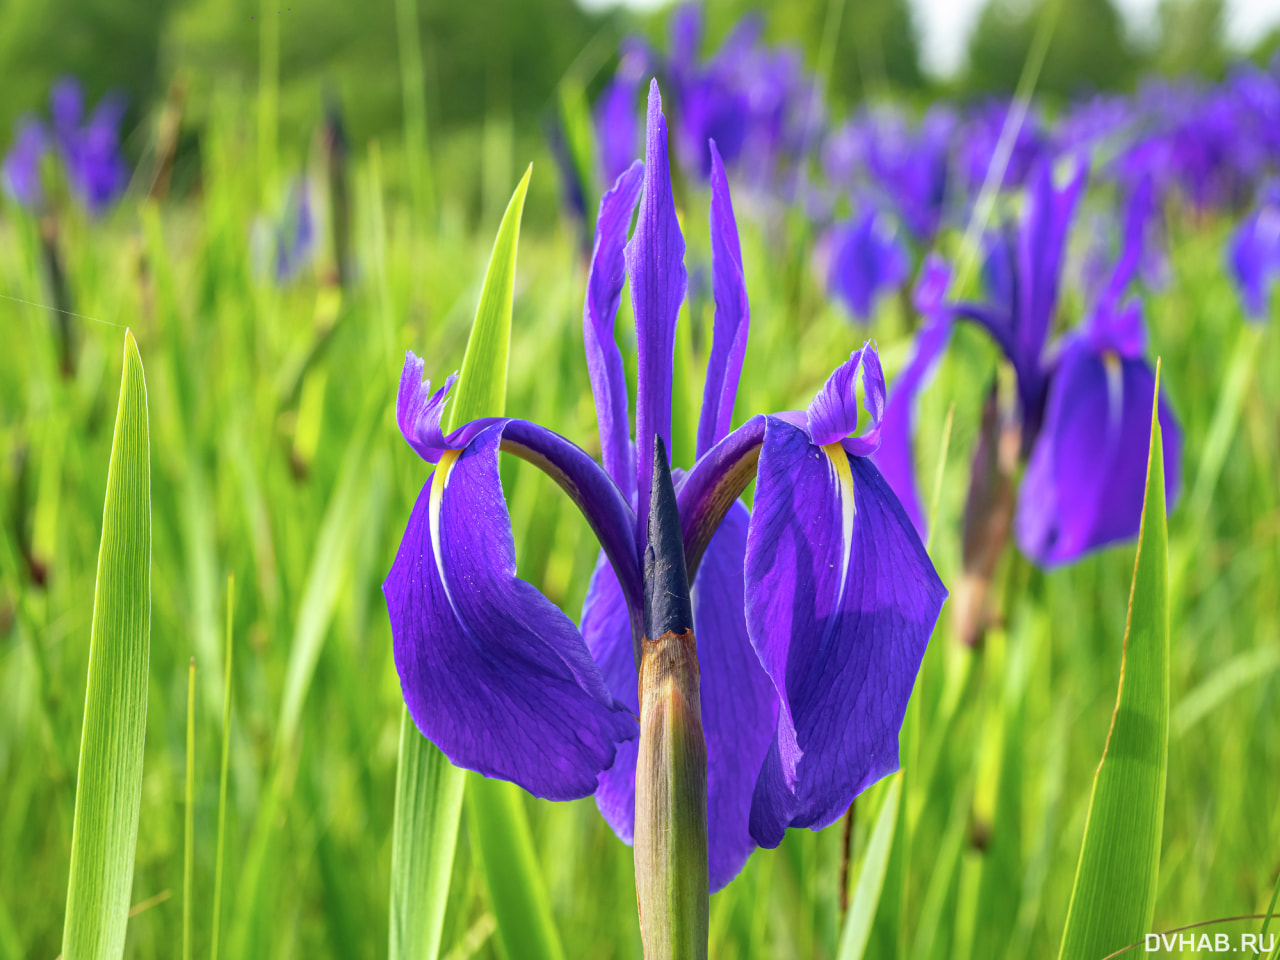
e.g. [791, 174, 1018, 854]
[211, 575, 234, 960]
[390, 166, 537, 960]
[1172, 645, 1280, 737]
[61, 330, 151, 960]
[184, 658, 195, 960]
[837, 774, 902, 960]
[1058, 360, 1170, 960]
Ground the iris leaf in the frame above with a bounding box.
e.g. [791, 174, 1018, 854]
[61, 331, 151, 960]
[1057, 361, 1170, 960]
[837, 774, 902, 960]
[389, 165, 557, 960]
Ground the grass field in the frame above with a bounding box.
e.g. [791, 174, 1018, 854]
[2, 75, 1279, 959]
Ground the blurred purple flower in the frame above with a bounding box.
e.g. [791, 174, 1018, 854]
[48, 77, 129, 215]
[1229, 183, 1280, 322]
[825, 205, 910, 323]
[954, 158, 1087, 449]
[252, 179, 315, 284]
[958, 100, 1051, 197]
[2, 118, 50, 207]
[3, 77, 129, 215]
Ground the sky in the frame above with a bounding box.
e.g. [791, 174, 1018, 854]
[576, 0, 1280, 78]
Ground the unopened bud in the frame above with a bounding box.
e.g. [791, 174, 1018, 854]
[634, 437, 709, 960]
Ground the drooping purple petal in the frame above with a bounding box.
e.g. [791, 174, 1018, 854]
[805, 342, 885, 451]
[744, 417, 946, 847]
[692, 501, 779, 889]
[872, 257, 955, 537]
[1229, 188, 1280, 322]
[1015, 343, 1182, 566]
[626, 80, 688, 551]
[584, 501, 778, 892]
[384, 425, 638, 801]
[585, 161, 644, 492]
[397, 352, 645, 612]
[696, 140, 750, 458]
[1, 118, 49, 208]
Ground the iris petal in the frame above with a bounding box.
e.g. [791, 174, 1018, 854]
[585, 161, 645, 493]
[697, 140, 750, 458]
[385, 425, 638, 801]
[627, 79, 688, 550]
[744, 417, 946, 848]
[1015, 343, 1182, 566]
[805, 342, 885, 450]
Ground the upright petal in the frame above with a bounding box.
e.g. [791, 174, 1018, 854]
[385, 425, 638, 801]
[805, 342, 885, 451]
[1015, 344, 1182, 566]
[697, 140, 750, 458]
[872, 258, 955, 536]
[626, 80, 688, 550]
[397, 352, 458, 463]
[585, 162, 645, 492]
[1015, 159, 1086, 379]
[744, 419, 946, 847]
[584, 502, 778, 892]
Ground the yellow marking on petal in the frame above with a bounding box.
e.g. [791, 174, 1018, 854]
[429, 449, 465, 619]
[822, 442, 857, 605]
[1102, 350, 1124, 436]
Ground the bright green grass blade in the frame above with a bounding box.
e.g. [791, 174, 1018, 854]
[390, 166, 538, 960]
[837, 774, 902, 960]
[1058, 361, 1170, 960]
[61, 330, 151, 960]
[211, 575, 234, 960]
[390, 712, 468, 960]
[466, 777, 567, 960]
[450, 164, 531, 427]
[183, 658, 195, 960]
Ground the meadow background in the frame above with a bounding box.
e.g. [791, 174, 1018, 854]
[2, 0, 1279, 957]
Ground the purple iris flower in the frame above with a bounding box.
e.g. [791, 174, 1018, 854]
[1229, 183, 1280, 322]
[48, 77, 129, 216]
[953, 164, 1182, 566]
[954, 158, 1088, 451]
[3, 78, 128, 215]
[385, 82, 945, 890]
[1015, 185, 1182, 565]
[824, 205, 910, 323]
[2, 118, 50, 208]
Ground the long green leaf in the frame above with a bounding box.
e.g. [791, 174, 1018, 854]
[61, 330, 152, 960]
[467, 777, 566, 960]
[837, 775, 902, 960]
[389, 165, 539, 960]
[1058, 361, 1170, 960]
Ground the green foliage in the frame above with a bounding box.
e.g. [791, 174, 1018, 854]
[61, 331, 151, 960]
[1, 81, 1279, 960]
[700, 0, 924, 104]
[1058, 366, 1170, 960]
[964, 0, 1139, 97]
[837, 775, 902, 960]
